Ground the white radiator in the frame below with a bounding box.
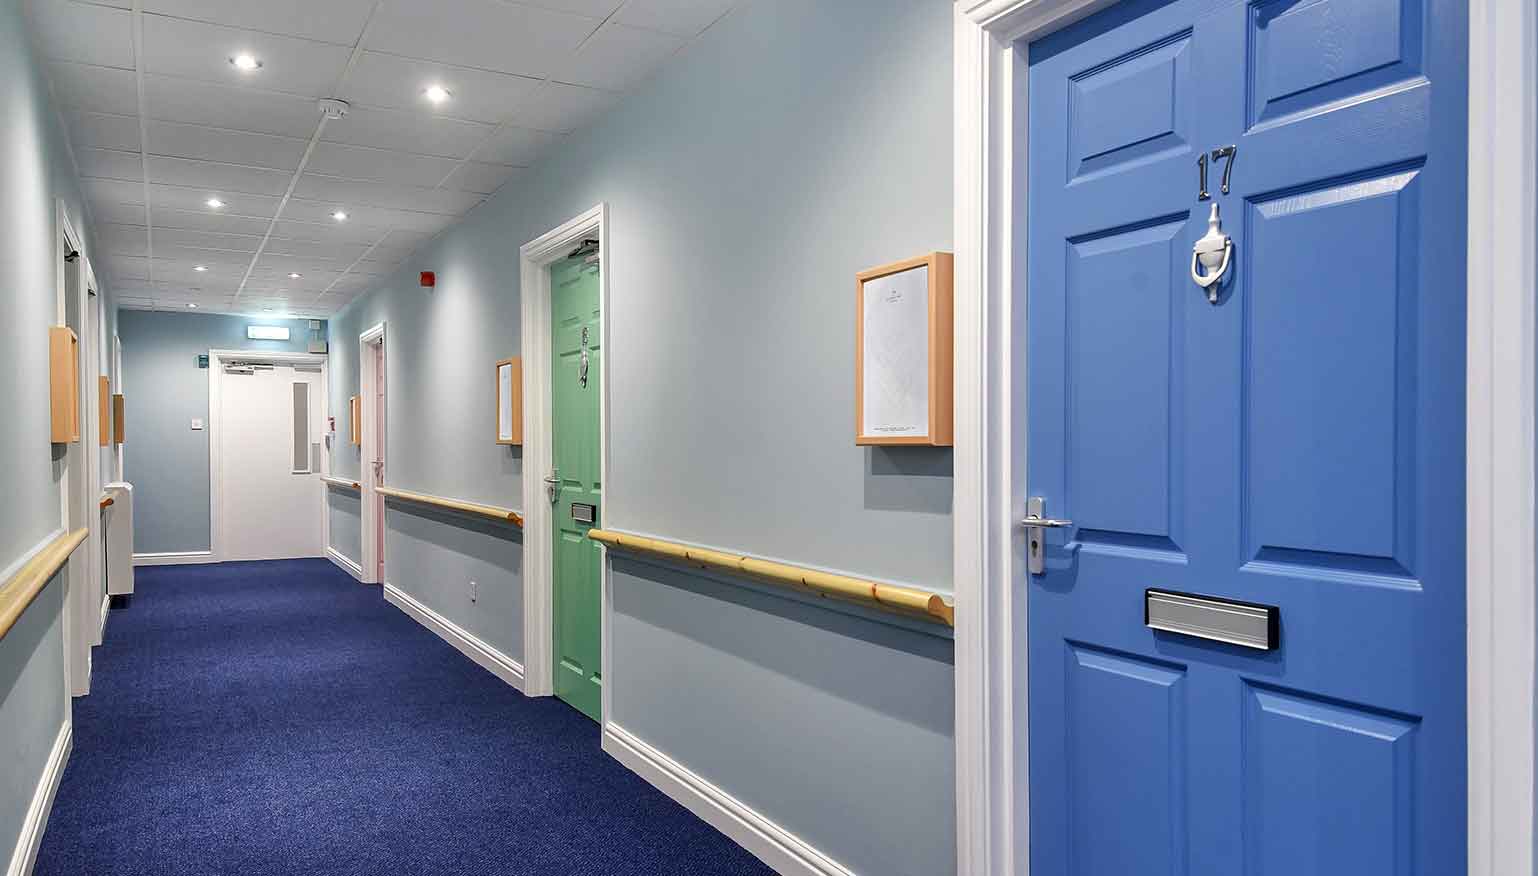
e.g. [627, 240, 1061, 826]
[104, 481, 135, 598]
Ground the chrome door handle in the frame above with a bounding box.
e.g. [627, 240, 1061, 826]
[543, 469, 560, 503]
[1023, 497, 1072, 575]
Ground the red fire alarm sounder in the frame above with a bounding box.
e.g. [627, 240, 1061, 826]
[420, 271, 436, 287]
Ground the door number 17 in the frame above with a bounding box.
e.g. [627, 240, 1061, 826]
[1197, 145, 1237, 201]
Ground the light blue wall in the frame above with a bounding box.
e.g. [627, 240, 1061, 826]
[328, 0, 954, 871]
[119, 311, 323, 554]
[0, 0, 114, 857]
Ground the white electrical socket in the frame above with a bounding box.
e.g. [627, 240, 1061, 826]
[469, 580, 478, 603]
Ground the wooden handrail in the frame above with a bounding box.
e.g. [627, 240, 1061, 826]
[376, 486, 523, 527]
[588, 529, 954, 627]
[99, 495, 114, 510]
[321, 476, 362, 491]
[1, 529, 88, 642]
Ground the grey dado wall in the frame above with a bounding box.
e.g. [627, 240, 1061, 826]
[328, 0, 954, 871]
[327, 489, 363, 568]
[119, 311, 324, 554]
[0, 0, 115, 859]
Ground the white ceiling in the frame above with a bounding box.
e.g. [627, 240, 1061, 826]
[26, 0, 735, 317]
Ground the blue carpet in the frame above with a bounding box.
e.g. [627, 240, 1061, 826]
[36, 559, 775, 876]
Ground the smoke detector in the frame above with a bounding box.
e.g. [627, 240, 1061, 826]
[318, 98, 350, 120]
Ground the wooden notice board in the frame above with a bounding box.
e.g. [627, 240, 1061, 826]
[496, 357, 522, 445]
[854, 252, 953, 446]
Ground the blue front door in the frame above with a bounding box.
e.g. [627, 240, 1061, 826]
[1025, 0, 1467, 872]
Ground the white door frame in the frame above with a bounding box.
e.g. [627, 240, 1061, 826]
[359, 322, 386, 585]
[519, 203, 609, 710]
[55, 200, 92, 697]
[951, 1, 1538, 873]
[84, 262, 106, 647]
[206, 348, 329, 563]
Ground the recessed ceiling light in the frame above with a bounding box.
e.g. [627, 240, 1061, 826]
[423, 84, 452, 104]
[187, 303, 198, 308]
[206, 198, 226, 209]
[288, 272, 302, 279]
[332, 210, 348, 221]
[230, 54, 262, 72]
[194, 265, 208, 272]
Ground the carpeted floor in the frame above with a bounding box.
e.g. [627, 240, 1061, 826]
[35, 559, 775, 876]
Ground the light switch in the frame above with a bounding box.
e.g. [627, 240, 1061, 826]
[191, 418, 204, 430]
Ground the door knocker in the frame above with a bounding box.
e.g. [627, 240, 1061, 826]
[578, 326, 590, 388]
[1191, 202, 1232, 302]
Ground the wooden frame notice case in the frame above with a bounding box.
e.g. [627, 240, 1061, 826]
[496, 357, 522, 445]
[855, 252, 953, 446]
[349, 396, 361, 446]
[48, 326, 80, 444]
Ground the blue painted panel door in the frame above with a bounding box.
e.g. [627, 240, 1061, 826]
[1025, 0, 1466, 873]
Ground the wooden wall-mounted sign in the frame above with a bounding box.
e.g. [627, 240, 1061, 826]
[98, 376, 110, 446]
[855, 252, 954, 446]
[349, 396, 361, 446]
[496, 357, 522, 445]
[112, 394, 126, 444]
[49, 326, 80, 444]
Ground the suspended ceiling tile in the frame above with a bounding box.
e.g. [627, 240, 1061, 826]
[284, 198, 460, 233]
[147, 120, 309, 170]
[147, 182, 282, 216]
[65, 111, 142, 152]
[154, 226, 264, 253]
[558, 22, 684, 93]
[294, 174, 482, 215]
[150, 207, 279, 236]
[140, 14, 352, 98]
[105, 255, 149, 281]
[144, 75, 320, 138]
[27, 0, 135, 68]
[439, 161, 522, 195]
[344, 52, 542, 125]
[155, 245, 251, 267]
[518, 0, 625, 18]
[366, 0, 599, 80]
[304, 142, 460, 189]
[47, 61, 137, 114]
[318, 104, 494, 159]
[90, 201, 152, 225]
[146, 155, 295, 197]
[96, 223, 149, 257]
[474, 125, 561, 166]
[269, 218, 392, 245]
[76, 147, 143, 182]
[81, 176, 145, 206]
[141, 0, 377, 46]
[516, 81, 618, 134]
[264, 236, 371, 262]
[614, 0, 736, 38]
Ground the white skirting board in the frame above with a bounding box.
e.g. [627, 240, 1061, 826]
[6, 721, 71, 876]
[132, 551, 214, 566]
[383, 583, 524, 691]
[326, 547, 364, 582]
[95, 592, 108, 645]
[602, 723, 856, 876]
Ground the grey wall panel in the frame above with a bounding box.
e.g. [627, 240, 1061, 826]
[0, 582, 67, 860]
[385, 505, 524, 664]
[327, 488, 363, 567]
[118, 311, 323, 554]
[610, 559, 956, 876]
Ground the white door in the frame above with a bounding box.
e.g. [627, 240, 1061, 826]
[219, 363, 324, 560]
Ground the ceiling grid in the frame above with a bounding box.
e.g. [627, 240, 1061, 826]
[25, 0, 736, 316]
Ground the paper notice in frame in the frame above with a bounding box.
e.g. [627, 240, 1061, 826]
[498, 362, 515, 441]
[861, 264, 930, 439]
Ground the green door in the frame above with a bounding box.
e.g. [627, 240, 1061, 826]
[551, 252, 602, 722]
